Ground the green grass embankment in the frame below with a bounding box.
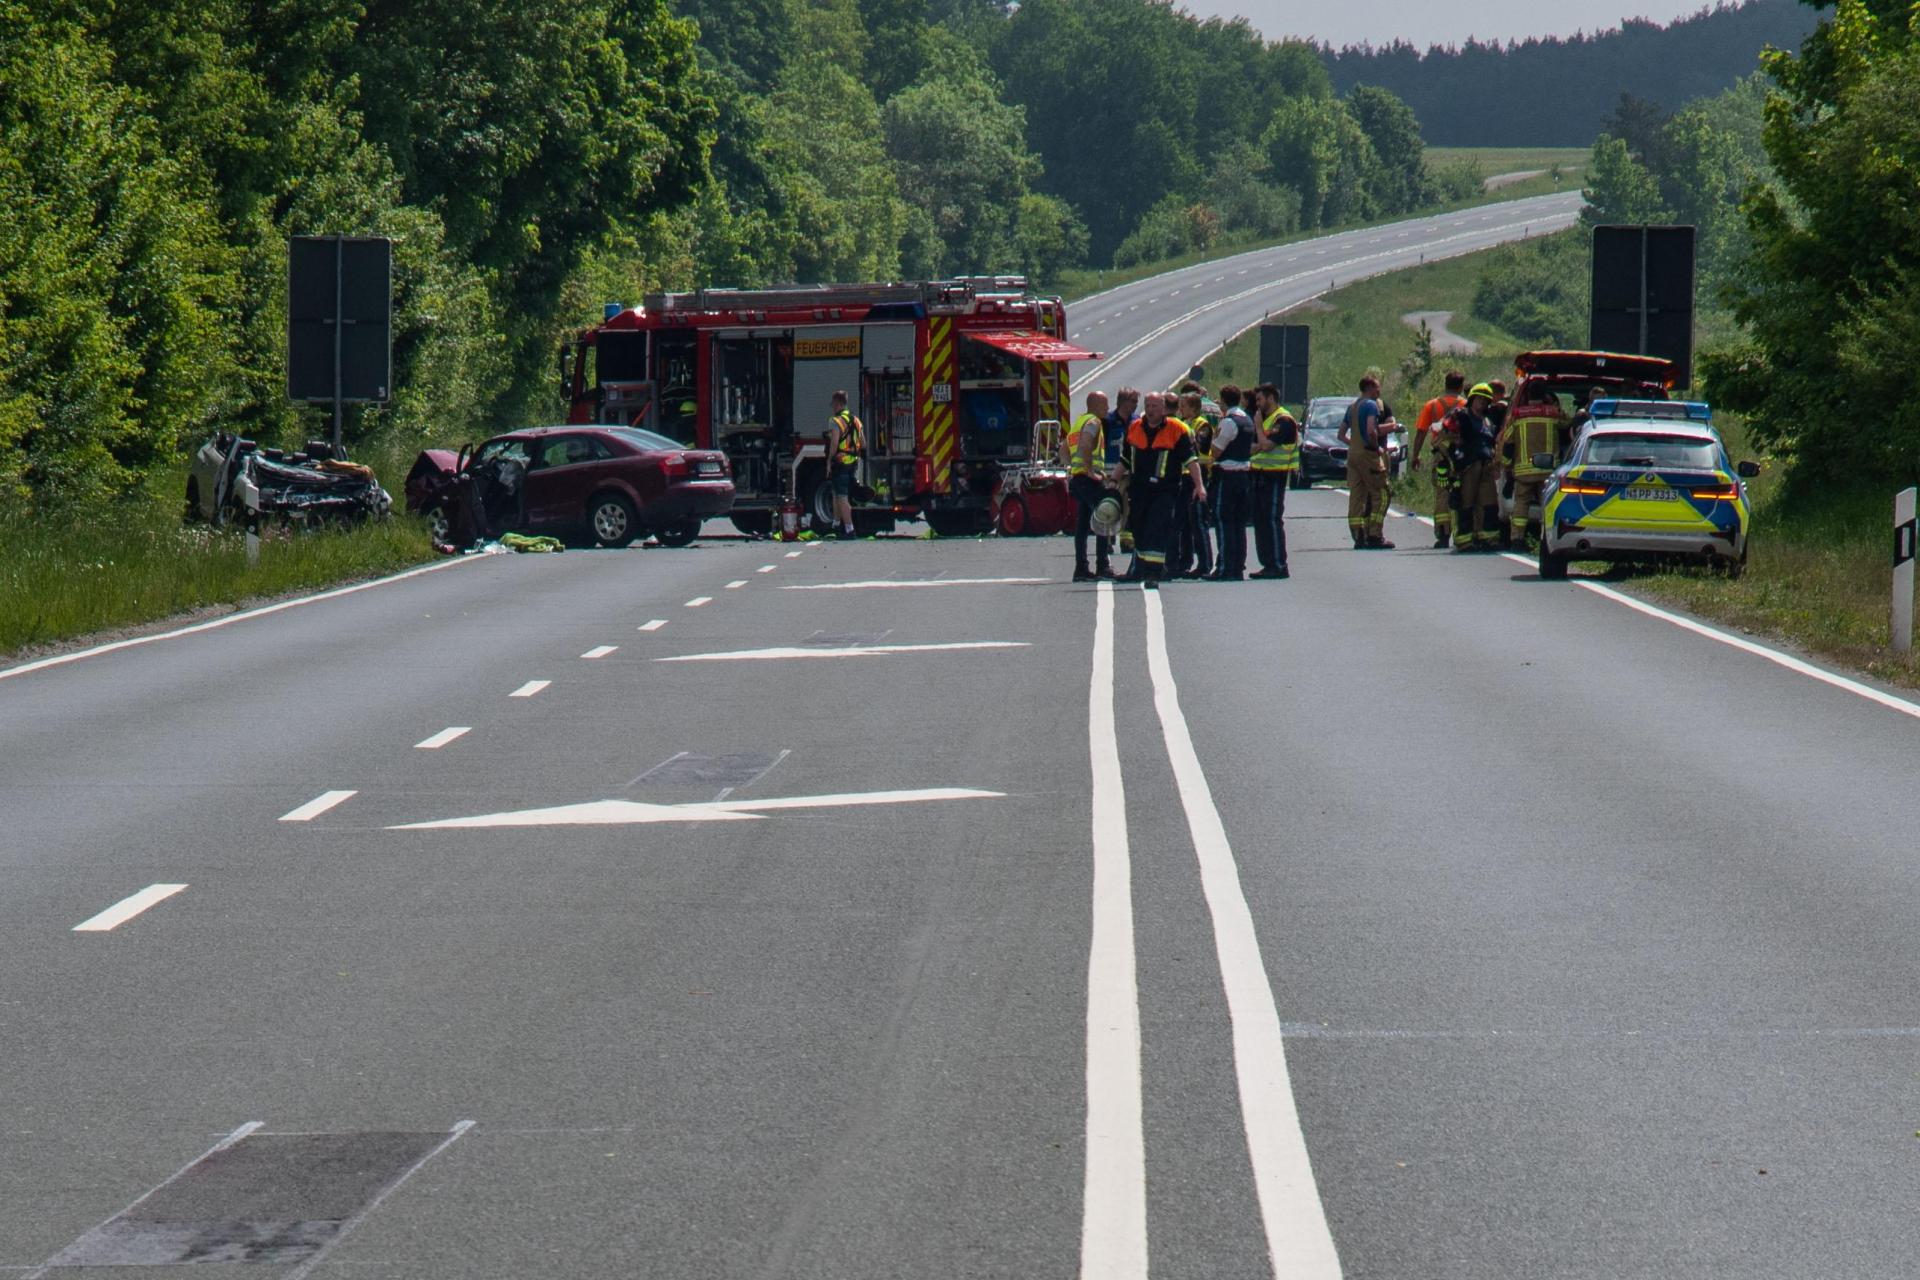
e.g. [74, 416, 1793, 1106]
[0, 462, 436, 660]
[1186, 240, 1920, 688]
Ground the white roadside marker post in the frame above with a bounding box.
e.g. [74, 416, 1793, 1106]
[1894, 487, 1916, 654]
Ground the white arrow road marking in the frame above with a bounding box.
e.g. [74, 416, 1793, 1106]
[781, 577, 1048, 590]
[392, 787, 1003, 830]
[279, 790, 357, 822]
[415, 726, 471, 750]
[73, 884, 188, 932]
[657, 642, 1028, 663]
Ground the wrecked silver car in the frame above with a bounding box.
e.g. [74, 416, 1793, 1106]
[185, 433, 392, 528]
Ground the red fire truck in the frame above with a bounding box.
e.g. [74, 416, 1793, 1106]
[558, 277, 1100, 535]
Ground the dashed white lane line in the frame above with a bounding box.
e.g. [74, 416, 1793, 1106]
[581, 645, 618, 659]
[724, 580, 748, 590]
[658, 641, 1028, 663]
[639, 620, 668, 632]
[414, 726, 471, 750]
[1143, 590, 1342, 1276]
[73, 884, 188, 933]
[785, 551, 804, 559]
[782, 577, 1048, 591]
[509, 680, 551, 698]
[685, 596, 713, 608]
[278, 790, 357, 822]
[757, 565, 777, 573]
[1081, 582, 1147, 1278]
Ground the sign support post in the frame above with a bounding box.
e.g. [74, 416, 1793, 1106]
[1894, 487, 1916, 654]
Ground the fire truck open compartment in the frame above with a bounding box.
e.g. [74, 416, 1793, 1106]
[562, 279, 1099, 536]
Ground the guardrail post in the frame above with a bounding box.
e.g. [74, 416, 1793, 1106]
[1894, 487, 1916, 653]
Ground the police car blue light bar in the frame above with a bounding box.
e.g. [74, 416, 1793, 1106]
[1589, 398, 1712, 422]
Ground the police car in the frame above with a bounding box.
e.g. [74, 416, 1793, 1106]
[1537, 417, 1760, 580]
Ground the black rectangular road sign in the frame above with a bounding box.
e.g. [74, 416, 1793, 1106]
[288, 236, 391, 404]
[1591, 224, 1695, 386]
[1259, 322, 1311, 406]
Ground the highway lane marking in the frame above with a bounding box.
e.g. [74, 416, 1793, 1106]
[1067, 202, 1574, 393]
[725, 579, 748, 589]
[685, 596, 713, 607]
[781, 577, 1048, 590]
[279, 790, 358, 822]
[785, 550, 804, 558]
[1081, 581, 1147, 1278]
[414, 726, 471, 749]
[23, 1122, 264, 1279]
[0, 557, 490, 684]
[639, 619, 668, 631]
[72, 884, 188, 932]
[509, 680, 551, 698]
[757, 564, 777, 572]
[393, 787, 1003, 829]
[658, 641, 1028, 662]
[582, 645, 618, 659]
[1143, 590, 1343, 1276]
[1486, 549, 1920, 722]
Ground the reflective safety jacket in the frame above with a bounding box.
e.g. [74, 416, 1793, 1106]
[831, 412, 865, 467]
[1125, 415, 1194, 491]
[1505, 409, 1565, 477]
[1067, 412, 1104, 476]
[1189, 414, 1214, 472]
[1250, 408, 1300, 472]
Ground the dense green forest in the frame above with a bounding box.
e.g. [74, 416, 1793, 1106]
[1324, 0, 1815, 146]
[0, 0, 1463, 507]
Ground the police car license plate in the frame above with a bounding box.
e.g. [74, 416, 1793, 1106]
[1625, 486, 1679, 502]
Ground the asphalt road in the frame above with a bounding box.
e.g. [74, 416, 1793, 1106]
[1067, 191, 1583, 395]
[10, 195, 1920, 1276]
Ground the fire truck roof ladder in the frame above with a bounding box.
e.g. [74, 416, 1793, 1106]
[644, 277, 1036, 314]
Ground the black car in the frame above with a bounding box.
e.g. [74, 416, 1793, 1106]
[1296, 396, 1406, 488]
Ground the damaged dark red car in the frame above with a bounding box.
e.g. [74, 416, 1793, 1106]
[406, 426, 734, 548]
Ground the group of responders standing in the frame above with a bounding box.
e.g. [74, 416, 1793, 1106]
[1059, 381, 1303, 590]
[1408, 368, 1574, 553]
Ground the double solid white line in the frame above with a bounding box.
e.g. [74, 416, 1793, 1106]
[1080, 583, 1340, 1278]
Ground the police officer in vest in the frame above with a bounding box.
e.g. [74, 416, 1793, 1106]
[1247, 382, 1298, 579]
[825, 390, 864, 540]
[1062, 390, 1115, 582]
[1205, 384, 1254, 580]
[1121, 391, 1204, 590]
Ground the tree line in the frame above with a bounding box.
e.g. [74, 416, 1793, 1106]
[1323, 0, 1815, 147]
[2, 0, 1455, 507]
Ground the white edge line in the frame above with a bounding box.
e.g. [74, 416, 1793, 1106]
[414, 726, 472, 750]
[27, 1121, 264, 1277]
[0, 556, 490, 683]
[1143, 590, 1342, 1276]
[1080, 581, 1147, 1278]
[278, 789, 358, 822]
[281, 1120, 476, 1280]
[72, 883, 189, 933]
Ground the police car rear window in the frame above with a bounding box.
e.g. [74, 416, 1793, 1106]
[1584, 434, 1721, 470]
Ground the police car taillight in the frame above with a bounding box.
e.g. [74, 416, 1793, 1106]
[1690, 484, 1739, 501]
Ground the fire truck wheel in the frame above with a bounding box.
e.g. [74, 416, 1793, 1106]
[587, 492, 637, 547]
[808, 476, 837, 531]
[997, 496, 1030, 536]
[656, 519, 700, 548]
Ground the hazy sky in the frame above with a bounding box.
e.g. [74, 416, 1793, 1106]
[1183, 0, 1724, 50]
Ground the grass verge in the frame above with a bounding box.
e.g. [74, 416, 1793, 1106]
[1424, 146, 1591, 178]
[1, 465, 436, 659]
[1183, 237, 1920, 690]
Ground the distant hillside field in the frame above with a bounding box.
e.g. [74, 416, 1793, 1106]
[1324, 0, 1816, 146]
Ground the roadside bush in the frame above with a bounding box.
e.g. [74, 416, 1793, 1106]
[1469, 229, 1590, 349]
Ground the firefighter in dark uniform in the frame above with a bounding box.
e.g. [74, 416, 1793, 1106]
[1121, 391, 1204, 590]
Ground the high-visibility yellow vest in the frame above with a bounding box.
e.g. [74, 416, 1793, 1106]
[832, 412, 864, 466]
[1189, 414, 1214, 471]
[1068, 412, 1103, 477]
[1250, 408, 1300, 472]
